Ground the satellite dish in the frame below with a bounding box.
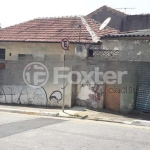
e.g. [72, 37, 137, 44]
[99, 17, 111, 30]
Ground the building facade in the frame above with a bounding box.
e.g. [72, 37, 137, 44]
[1, 16, 150, 114]
[0, 16, 117, 109]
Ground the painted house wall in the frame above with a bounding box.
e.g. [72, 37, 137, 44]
[0, 42, 76, 107]
[0, 42, 75, 60]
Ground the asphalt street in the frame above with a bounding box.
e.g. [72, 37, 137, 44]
[0, 112, 150, 150]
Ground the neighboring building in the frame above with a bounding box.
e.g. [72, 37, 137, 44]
[0, 16, 117, 108]
[99, 29, 150, 113]
[87, 5, 126, 31]
[87, 5, 150, 32]
[75, 29, 150, 113]
[122, 14, 150, 31]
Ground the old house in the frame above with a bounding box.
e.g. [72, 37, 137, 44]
[0, 16, 117, 108]
[1, 15, 150, 114]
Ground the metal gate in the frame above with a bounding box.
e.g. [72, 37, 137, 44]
[136, 66, 150, 113]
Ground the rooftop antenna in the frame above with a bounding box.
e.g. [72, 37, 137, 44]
[99, 17, 111, 30]
[116, 8, 135, 13]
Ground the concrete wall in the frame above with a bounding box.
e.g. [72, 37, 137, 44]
[121, 15, 150, 31]
[74, 57, 139, 113]
[1, 40, 149, 113]
[102, 39, 150, 62]
[0, 42, 76, 107]
[101, 39, 150, 112]
[74, 39, 150, 113]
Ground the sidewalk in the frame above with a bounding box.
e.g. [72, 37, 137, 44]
[0, 104, 150, 127]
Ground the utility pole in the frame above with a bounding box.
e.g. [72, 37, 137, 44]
[61, 38, 69, 112]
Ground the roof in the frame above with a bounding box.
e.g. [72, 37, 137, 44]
[128, 14, 150, 16]
[102, 29, 150, 38]
[0, 16, 118, 44]
[87, 5, 127, 18]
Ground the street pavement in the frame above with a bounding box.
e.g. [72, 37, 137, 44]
[0, 112, 150, 150]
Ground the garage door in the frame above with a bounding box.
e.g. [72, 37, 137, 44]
[136, 66, 150, 113]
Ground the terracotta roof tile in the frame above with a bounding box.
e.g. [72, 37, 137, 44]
[102, 29, 150, 38]
[0, 16, 118, 43]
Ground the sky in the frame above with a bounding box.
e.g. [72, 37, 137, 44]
[0, 0, 150, 28]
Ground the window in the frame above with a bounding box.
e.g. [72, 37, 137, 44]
[18, 54, 26, 60]
[88, 49, 94, 57]
[18, 54, 33, 60]
[0, 49, 5, 60]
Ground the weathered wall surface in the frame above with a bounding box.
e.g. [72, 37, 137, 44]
[1, 40, 150, 113]
[76, 84, 104, 110]
[100, 39, 150, 112]
[102, 39, 150, 62]
[74, 58, 140, 112]
[0, 60, 73, 107]
[75, 39, 150, 113]
[0, 42, 76, 107]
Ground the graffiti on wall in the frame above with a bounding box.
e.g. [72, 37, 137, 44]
[0, 85, 62, 106]
[0, 85, 47, 105]
[0, 86, 6, 103]
[88, 84, 101, 101]
[77, 84, 104, 109]
[49, 90, 62, 103]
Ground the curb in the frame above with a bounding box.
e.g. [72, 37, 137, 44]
[0, 107, 122, 123]
[58, 114, 124, 124]
[123, 120, 150, 127]
[0, 108, 59, 117]
[1, 107, 150, 127]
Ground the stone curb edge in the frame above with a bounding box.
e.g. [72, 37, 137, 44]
[0, 107, 150, 127]
[0, 108, 59, 117]
[0, 107, 122, 124]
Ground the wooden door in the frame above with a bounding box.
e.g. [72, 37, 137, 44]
[104, 84, 120, 111]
